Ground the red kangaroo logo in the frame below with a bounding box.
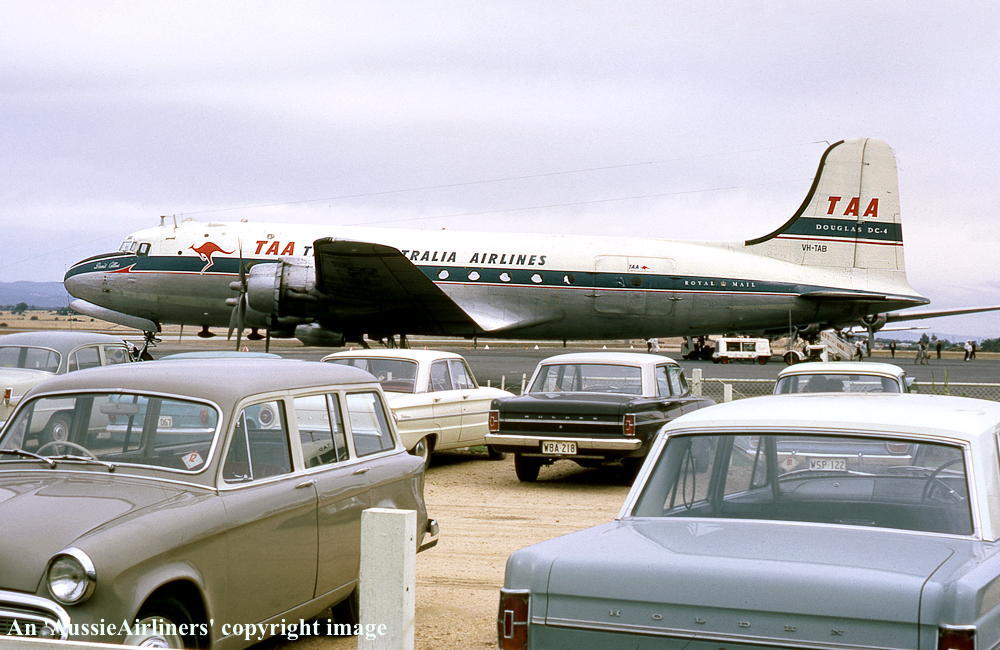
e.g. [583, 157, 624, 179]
[190, 242, 234, 273]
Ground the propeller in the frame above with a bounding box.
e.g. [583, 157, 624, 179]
[226, 241, 249, 350]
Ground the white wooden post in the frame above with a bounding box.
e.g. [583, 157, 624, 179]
[723, 383, 733, 402]
[358, 508, 416, 650]
[690, 368, 703, 397]
[520, 373, 526, 394]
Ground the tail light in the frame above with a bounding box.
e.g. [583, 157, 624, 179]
[623, 413, 636, 437]
[938, 625, 975, 650]
[488, 410, 500, 433]
[498, 589, 529, 650]
[2, 387, 11, 403]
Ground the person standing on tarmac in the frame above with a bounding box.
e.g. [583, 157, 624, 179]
[936, 340, 943, 359]
[889, 341, 896, 358]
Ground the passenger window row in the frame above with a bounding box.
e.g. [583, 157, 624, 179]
[223, 391, 395, 484]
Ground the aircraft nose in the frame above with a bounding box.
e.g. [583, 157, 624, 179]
[64, 260, 101, 300]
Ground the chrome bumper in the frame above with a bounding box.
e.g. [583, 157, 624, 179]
[418, 518, 439, 553]
[485, 433, 642, 451]
[0, 590, 70, 640]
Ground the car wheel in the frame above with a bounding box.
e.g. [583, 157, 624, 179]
[330, 588, 360, 628]
[622, 458, 644, 482]
[410, 436, 433, 469]
[39, 413, 72, 446]
[783, 351, 798, 365]
[757, 357, 769, 365]
[514, 454, 541, 482]
[486, 446, 506, 461]
[124, 598, 196, 648]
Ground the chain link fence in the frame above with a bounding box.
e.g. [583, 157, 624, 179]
[691, 375, 1000, 403]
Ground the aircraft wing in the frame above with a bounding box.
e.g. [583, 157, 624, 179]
[312, 238, 480, 336]
[884, 305, 1000, 323]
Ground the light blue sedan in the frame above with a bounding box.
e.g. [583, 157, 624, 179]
[499, 393, 1000, 650]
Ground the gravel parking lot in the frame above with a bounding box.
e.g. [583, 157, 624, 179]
[262, 450, 630, 649]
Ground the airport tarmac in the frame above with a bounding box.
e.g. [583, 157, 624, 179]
[149, 339, 1000, 389]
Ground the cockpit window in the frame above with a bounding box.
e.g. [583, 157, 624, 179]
[119, 240, 137, 253]
[136, 242, 151, 257]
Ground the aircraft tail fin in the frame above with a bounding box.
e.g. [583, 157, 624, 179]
[744, 138, 904, 272]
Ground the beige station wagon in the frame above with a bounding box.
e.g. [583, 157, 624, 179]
[0, 359, 437, 648]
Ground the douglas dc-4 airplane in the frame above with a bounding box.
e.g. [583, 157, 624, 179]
[64, 138, 999, 348]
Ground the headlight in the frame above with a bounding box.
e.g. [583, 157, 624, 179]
[46, 549, 96, 605]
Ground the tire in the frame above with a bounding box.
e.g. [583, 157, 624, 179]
[757, 357, 769, 365]
[783, 351, 798, 365]
[39, 413, 72, 446]
[410, 436, 433, 469]
[124, 597, 198, 648]
[486, 446, 506, 461]
[622, 458, 644, 482]
[513, 453, 541, 482]
[330, 588, 360, 628]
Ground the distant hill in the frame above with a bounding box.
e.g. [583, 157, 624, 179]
[0, 281, 72, 308]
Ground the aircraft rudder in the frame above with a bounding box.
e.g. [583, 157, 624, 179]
[744, 138, 904, 272]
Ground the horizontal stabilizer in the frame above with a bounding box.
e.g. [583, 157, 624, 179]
[885, 305, 1000, 323]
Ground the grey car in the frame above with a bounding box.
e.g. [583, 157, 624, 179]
[0, 359, 437, 648]
[499, 393, 1000, 650]
[0, 331, 135, 427]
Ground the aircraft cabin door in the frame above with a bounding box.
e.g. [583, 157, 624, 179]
[593, 256, 645, 315]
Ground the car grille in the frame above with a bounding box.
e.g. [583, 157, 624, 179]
[0, 593, 69, 640]
[500, 414, 623, 436]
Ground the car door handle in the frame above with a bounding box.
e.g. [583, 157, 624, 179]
[295, 479, 316, 489]
[352, 467, 370, 475]
[433, 397, 441, 403]
[462, 394, 470, 399]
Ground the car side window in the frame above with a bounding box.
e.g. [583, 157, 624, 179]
[294, 394, 349, 467]
[668, 366, 688, 395]
[345, 392, 395, 456]
[103, 345, 130, 365]
[449, 360, 476, 390]
[223, 400, 292, 483]
[655, 366, 671, 397]
[69, 346, 101, 371]
[429, 360, 453, 392]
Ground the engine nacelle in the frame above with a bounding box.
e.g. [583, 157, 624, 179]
[861, 313, 888, 332]
[294, 323, 345, 347]
[246, 258, 319, 319]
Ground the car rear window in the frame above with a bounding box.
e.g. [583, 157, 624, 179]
[632, 433, 972, 536]
[0, 346, 60, 373]
[326, 357, 418, 393]
[530, 363, 643, 395]
[775, 374, 901, 394]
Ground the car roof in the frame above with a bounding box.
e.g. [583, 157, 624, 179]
[22, 359, 377, 405]
[537, 352, 678, 366]
[323, 349, 464, 362]
[157, 351, 282, 360]
[777, 361, 905, 377]
[0, 331, 129, 351]
[666, 393, 1000, 442]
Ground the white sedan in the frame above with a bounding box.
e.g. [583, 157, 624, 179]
[774, 361, 913, 394]
[322, 349, 512, 465]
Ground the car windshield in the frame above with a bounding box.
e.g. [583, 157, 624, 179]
[632, 433, 972, 536]
[530, 363, 643, 395]
[775, 374, 901, 394]
[326, 358, 418, 393]
[0, 346, 60, 373]
[0, 392, 220, 473]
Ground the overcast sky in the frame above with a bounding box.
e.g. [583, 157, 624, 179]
[2, 1, 998, 337]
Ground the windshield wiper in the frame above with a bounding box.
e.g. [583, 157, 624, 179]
[0, 448, 56, 468]
[46, 455, 117, 472]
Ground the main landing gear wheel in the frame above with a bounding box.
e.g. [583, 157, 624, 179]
[514, 453, 541, 482]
